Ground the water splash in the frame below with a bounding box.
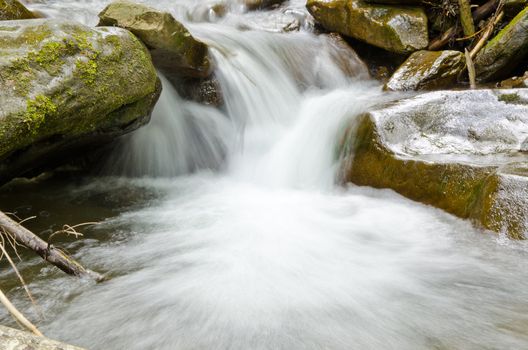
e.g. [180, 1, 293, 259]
[107, 74, 232, 177]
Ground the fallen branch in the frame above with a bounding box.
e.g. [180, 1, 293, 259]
[0, 287, 42, 337]
[470, 10, 504, 58]
[429, 0, 499, 50]
[0, 211, 103, 281]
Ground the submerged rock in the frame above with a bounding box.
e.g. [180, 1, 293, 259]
[0, 0, 37, 20]
[474, 7, 528, 82]
[325, 33, 370, 79]
[189, 1, 227, 22]
[98, 0, 211, 78]
[236, 10, 302, 32]
[0, 325, 85, 349]
[306, 0, 428, 54]
[500, 71, 528, 88]
[174, 76, 224, 107]
[0, 19, 160, 185]
[241, 0, 285, 10]
[385, 50, 465, 91]
[339, 89, 528, 238]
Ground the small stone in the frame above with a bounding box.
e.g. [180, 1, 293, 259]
[385, 50, 465, 91]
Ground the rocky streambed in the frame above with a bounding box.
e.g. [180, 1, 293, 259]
[1, 0, 528, 348]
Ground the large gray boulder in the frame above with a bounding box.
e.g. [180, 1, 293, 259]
[339, 89, 528, 238]
[306, 0, 428, 54]
[98, 0, 212, 79]
[0, 19, 160, 185]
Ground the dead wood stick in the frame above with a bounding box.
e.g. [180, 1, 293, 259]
[465, 48, 477, 88]
[470, 10, 504, 58]
[429, 0, 499, 50]
[0, 287, 43, 336]
[0, 211, 103, 281]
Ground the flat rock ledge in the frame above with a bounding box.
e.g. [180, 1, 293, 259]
[339, 89, 528, 238]
[0, 325, 85, 350]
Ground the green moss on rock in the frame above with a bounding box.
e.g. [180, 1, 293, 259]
[24, 95, 57, 134]
[98, 0, 211, 78]
[475, 7, 528, 82]
[0, 19, 160, 185]
[0, 0, 36, 20]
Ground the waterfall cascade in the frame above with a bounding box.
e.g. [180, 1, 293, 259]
[2, 1, 528, 350]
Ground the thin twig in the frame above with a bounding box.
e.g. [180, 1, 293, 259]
[0, 287, 43, 336]
[0, 234, 42, 318]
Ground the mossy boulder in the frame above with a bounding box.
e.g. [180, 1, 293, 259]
[385, 50, 465, 91]
[338, 89, 528, 238]
[0, 0, 36, 20]
[0, 325, 85, 349]
[0, 19, 160, 185]
[474, 7, 528, 82]
[98, 0, 211, 79]
[306, 0, 428, 54]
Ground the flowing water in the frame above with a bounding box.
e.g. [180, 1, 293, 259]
[2, 1, 528, 349]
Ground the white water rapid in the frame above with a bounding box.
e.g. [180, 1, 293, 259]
[2, 1, 528, 349]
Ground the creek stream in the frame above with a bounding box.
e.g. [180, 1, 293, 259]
[1, 1, 528, 349]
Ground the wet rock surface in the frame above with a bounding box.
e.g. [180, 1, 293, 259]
[306, 0, 428, 54]
[241, 0, 285, 10]
[500, 71, 528, 89]
[0, 19, 160, 185]
[0, 0, 37, 20]
[174, 76, 224, 107]
[98, 0, 212, 78]
[385, 50, 465, 91]
[339, 89, 528, 238]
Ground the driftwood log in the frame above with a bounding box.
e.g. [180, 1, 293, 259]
[0, 211, 103, 281]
